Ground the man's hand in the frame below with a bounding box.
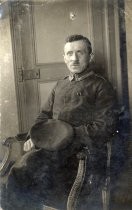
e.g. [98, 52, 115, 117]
[24, 138, 34, 152]
[74, 125, 91, 146]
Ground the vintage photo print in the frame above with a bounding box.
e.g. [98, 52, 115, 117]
[0, 0, 132, 210]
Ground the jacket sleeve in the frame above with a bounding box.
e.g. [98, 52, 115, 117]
[86, 80, 118, 142]
[34, 85, 56, 124]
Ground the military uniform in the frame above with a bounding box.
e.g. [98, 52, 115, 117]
[3, 69, 118, 210]
[36, 69, 117, 142]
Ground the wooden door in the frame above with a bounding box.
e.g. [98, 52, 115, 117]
[10, 0, 121, 132]
[10, 0, 94, 132]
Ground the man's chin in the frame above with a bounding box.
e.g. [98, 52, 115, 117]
[69, 68, 83, 74]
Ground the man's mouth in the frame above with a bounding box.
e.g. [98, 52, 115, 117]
[71, 64, 80, 67]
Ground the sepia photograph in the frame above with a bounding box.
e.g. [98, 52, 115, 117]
[0, 0, 132, 209]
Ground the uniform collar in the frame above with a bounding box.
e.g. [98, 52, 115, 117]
[69, 69, 94, 82]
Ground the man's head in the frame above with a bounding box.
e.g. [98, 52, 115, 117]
[63, 35, 92, 75]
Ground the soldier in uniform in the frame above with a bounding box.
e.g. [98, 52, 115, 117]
[2, 35, 118, 210]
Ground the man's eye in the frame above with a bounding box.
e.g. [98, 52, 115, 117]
[77, 51, 84, 55]
[67, 52, 73, 56]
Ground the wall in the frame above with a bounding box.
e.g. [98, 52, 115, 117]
[125, 0, 132, 120]
[0, 2, 19, 160]
[111, 1, 132, 209]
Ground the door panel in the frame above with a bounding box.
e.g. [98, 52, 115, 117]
[33, 0, 92, 64]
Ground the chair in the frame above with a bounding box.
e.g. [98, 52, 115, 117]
[0, 133, 112, 210]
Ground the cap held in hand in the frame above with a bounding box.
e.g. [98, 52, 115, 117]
[30, 119, 74, 151]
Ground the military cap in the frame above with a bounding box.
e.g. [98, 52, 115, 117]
[30, 119, 74, 151]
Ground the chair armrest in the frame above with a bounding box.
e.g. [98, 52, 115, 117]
[0, 133, 28, 177]
[0, 137, 16, 176]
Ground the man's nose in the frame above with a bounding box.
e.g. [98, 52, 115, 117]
[71, 53, 79, 61]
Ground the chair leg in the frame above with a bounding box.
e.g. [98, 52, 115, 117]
[102, 187, 110, 210]
[67, 153, 87, 210]
[102, 141, 112, 210]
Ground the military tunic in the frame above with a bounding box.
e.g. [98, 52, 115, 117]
[36, 69, 117, 143]
[3, 69, 118, 210]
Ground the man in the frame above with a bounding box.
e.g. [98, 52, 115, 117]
[3, 35, 117, 210]
[25, 34, 117, 150]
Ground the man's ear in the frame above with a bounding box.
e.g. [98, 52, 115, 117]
[89, 53, 94, 63]
[63, 54, 67, 64]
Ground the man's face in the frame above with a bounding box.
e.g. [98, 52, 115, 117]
[63, 40, 90, 74]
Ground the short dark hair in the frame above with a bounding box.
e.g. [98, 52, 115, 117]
[65, 34, 92, 54]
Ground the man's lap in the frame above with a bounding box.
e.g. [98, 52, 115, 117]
[1, 148, 105, 210]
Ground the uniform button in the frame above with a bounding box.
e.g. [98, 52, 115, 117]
[77, 92, 81, 96]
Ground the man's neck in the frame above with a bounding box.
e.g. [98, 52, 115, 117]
[70, 66, 91, 77]
[69, 67, 93, 82]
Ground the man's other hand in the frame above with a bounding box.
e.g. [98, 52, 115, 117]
[24, 138, 34, 152]
[74, 125, 89, 144]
